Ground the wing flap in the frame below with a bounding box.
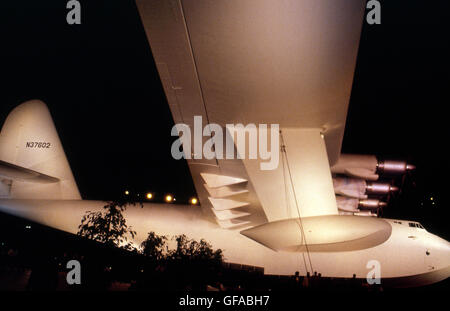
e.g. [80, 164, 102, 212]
[208, 197, 250, 211]
[201, 173, 247, 188]
[217, 218, 251, 229]
[204, 184, 249, 198]
[212, 209, 251, 221]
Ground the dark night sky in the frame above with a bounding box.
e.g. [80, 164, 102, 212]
[0, 1, 449, 237]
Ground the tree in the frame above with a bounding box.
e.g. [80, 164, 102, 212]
[77, 201, 137, 250]
[165, 234, 224, 290]
[140, 232, 223, 263]
[168, 234, 223, 263]
[140, 232, 167, 260]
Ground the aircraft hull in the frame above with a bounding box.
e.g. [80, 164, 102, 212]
[0, 199, 449, 287]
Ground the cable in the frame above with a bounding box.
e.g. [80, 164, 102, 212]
[281, 141, 308, 274]
[280, 130, 314, 274]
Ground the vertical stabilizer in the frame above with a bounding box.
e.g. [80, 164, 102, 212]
[0, 100, 81, 200]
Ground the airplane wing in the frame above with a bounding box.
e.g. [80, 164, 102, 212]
[136, 0, 366, 228]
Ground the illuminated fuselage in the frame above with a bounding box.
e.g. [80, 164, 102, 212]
[1, 199, 448, 287]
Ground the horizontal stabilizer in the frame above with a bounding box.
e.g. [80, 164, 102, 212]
[0, 159, 59, 183]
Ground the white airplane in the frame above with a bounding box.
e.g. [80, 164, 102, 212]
[0, 0, 449, 288]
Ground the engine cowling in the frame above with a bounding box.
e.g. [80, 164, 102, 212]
[331, 154, 415, 180]
[336, 196, 386, 212]
[333, 177, 398, 198]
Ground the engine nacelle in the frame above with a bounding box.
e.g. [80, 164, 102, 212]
[331, 154, 415, 180]
[335, 196, 360, 212]
[366, 182, 399, 195]
[377, 160, 416, 176]
[359, 199, 387, 210]
[333, 177, 398, 198]
[336, 196, 386, 212]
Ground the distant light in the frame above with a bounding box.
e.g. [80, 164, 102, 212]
[430, 197, 434, 201]
[25, 225, 31, 229]
[146, 193, 153, 200]
[165, 195, 173, 203]
[190, 198, 198, 205]
[125, 190, 130, 195]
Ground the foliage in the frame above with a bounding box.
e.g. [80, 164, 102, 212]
[167, 234, 223, 263]
[78, 199, 223, 289]
[140, 232, 168, 260]
[139, 232, 223, 264]
[77, 201, 137, 250]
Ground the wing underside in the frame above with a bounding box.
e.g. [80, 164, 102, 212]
[136, 0, 366, 227]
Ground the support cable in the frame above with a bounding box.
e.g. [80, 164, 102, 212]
[280, 130, 314, 274]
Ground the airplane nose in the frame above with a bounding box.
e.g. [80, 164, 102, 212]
[446, 240, 450, 264]
[436, 237, 450, 269]
[444, 241, 450, 275]
[424, 235, 450, 284]
[425, 234, 450, 264]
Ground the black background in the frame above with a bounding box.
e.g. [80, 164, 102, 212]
[0, 0, 449, 238]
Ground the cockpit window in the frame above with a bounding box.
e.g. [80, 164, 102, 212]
[409, 222, 425, 229]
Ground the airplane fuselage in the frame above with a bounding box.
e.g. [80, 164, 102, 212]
[1, 199, 448, 287]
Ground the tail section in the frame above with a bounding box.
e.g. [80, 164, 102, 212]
[0, 100, 81, 200]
